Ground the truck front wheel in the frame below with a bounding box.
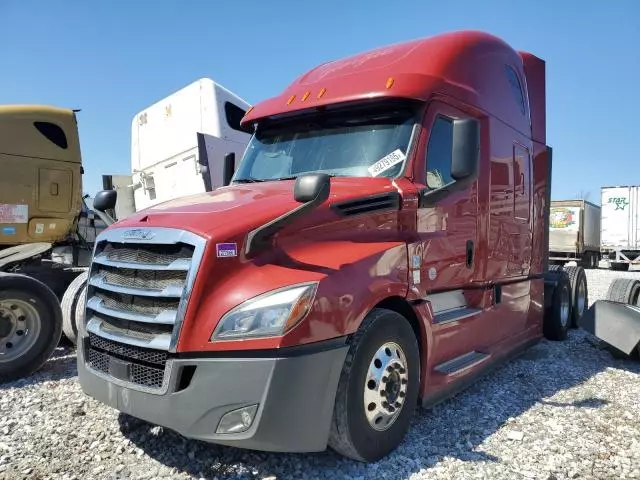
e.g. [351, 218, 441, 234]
[328, 308, 420, 462]
[0, 274, 62, 382]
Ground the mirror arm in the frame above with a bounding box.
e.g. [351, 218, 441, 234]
[93, 209, 115, 226]
[245, 175, 330, 258]
[245, 201, 313, 258]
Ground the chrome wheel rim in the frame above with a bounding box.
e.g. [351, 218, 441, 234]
[560, 287, 570, 328]
[363, 342, 409, 431]
[0, 299, 41, 363]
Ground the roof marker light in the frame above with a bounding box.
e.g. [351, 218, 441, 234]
[287, 95, 296, 105]
[386, 77, 395, 89]
[301, 91, 311, 102]
[317, 88, 327, 99]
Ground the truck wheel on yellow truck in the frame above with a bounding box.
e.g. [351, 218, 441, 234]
[0, 273, 62, 381]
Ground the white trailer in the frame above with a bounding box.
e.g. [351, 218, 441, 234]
[549, 199, 601, 268]
[104, 78, 252, 219]
[601, 185, 640, 271]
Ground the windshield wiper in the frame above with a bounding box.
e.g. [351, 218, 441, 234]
[273, 175, 298, 181]
[274, 174, 337, 181]
[234, 174, 336, 183]
[233, 177, 268, 183]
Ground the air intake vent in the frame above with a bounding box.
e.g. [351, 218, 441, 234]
[332, 192, 401, 217]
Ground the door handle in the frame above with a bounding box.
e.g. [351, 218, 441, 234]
[466, 240, 474, 268]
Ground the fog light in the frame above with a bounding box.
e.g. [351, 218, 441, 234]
[216, 404, 258, 434]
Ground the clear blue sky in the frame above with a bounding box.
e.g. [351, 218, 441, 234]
[2, 0, 638, 204]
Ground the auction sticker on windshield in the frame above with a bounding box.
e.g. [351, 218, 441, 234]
[368, 149, 406, 177]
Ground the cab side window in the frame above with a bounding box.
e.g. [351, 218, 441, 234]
[425, 116, 454, 189]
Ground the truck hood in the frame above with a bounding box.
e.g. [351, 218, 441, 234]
[110, 177, 399, 242]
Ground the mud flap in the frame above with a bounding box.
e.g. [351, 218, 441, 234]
[578, 300, 640, 355]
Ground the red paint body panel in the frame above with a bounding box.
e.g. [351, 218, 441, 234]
[98, 30, 550, 408]
[242, 31, 531, 141]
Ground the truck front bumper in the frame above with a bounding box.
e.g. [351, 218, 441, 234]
[77, 338, 348, 453]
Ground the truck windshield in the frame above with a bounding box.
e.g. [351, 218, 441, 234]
[233, 105, 417, 182]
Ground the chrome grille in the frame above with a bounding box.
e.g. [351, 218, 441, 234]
[94, 291, 177, 317]
[88, 333, 167, 365]
[87, 348, 165, 389]
[102, 243, 193, 266]
[131, 363, 165, 389]
[82, 227, 206, 393]
[97, 265, 188, 292]
[98, 314, 172, 339]
[87, 348, 109, 372]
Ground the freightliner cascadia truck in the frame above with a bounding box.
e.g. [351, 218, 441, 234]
[78, 31, 581, 462]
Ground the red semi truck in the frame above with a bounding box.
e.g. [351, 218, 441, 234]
[78, 31, 578, 462]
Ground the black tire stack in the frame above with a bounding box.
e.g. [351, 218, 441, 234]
[543, 264, 589, 341]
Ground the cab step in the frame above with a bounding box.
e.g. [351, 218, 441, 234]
[433, 306, 481, 324]
[434, 351, 490, 376]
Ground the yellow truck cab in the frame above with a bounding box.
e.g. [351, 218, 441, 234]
[0, 105, 98, 382]
[0, 105, 83, 245]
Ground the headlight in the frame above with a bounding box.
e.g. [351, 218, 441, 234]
[211, 283, 318, 340]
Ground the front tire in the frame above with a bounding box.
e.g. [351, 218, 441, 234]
[0, 274, 62, 382]
[328, 308, 420, 462]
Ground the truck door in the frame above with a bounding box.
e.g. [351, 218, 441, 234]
[511, 143, 532, 276]
[411, 102, 497, 367]
[414, 103, 479, 292]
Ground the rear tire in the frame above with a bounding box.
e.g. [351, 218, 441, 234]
[328, 308, 420, 462]
[563, 266, 588, 328]
[60, 270, 88, 345]
[543, 270, 571, 341]
[606, 278, 640, 305]
[0, 274, 62, 383]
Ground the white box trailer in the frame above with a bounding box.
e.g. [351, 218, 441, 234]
[104, 78, 252, 219]
[601, 185, 640, 271]
[548, 199, 601, 268]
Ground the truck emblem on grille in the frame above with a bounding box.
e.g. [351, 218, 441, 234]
[122, 229, 155, 240]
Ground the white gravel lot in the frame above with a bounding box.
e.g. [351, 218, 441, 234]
[1, 268, 639, 480]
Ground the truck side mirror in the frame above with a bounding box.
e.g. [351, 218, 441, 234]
[420, 118, 480, 208]
[294, 173, 331, 204]
[93, 189, 117, 213]
[223, 153, 235, 186]
[451, 118, 480, 181]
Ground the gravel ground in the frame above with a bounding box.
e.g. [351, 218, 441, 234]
[1, 268, 640, 480]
